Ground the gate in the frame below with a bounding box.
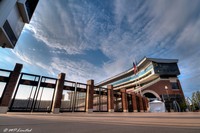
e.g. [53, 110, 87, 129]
[60, 81, 87, 112]
[127, 94, 133, 112]
[0, 69, 12, 99]
[93, 86, 108, 112]
[33, 76, 57, 112]
[114, 91, 122, 112]
[9, 73, 40, 112]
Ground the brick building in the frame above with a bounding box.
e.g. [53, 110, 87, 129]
[96, 57, 185, 111]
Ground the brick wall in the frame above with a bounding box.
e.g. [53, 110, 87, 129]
[143, 79, 184, 97]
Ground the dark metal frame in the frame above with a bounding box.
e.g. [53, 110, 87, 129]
[93, 86, 108, 112]
[32, 76, 57, 112]
[127, 94, 133, 112]
[114, 91, 123, 112]
[9, 73, 40, 112]
[60, 81, 87, 112]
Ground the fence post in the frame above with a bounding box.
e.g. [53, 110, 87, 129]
[107, 85, 114, 112]
[52, 73, 65, 113]
[120, 88, 128, 112]
[86, 80, 94, 112]
[0, 63, 23, 113]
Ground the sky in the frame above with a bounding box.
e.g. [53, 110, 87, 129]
[0, 0, 200, 98]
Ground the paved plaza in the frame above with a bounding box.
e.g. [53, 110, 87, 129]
[0, 112, 200, 133]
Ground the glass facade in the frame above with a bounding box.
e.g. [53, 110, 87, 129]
[153, 62, 180, 76]
[112, 64, 153, 86]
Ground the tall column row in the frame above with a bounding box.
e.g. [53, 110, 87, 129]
[120, 89, 148, 113]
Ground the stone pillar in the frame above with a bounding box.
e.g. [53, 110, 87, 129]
[52, 73, 65, 113]
[131, 92, 138, 112]
[0, 63, 23, 113]
[86, 80, 94, 112]
[137, 94, 144, 112]
[120, 88, 128, 112]
[107, 85, 114, 112]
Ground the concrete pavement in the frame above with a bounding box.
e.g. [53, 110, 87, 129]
[0, 112, 200, 133]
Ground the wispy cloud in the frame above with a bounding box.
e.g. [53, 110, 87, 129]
[24, 0, 112, 55]
[1, 0, 200, 98]
[100, 0, 200, 97]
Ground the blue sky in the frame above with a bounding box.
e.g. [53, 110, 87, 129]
[0, 0, 200, 98]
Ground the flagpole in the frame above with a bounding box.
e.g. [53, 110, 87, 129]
[133, 60, 142, 96]
[136, 68, 142, 95]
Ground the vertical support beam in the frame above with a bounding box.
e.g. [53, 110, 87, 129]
[52, 73, 65, 113]
[120, 88, 128, 112]
[0, 63, 23, 113]
[86, 80, 94, 112]
[137, 94, 144, 112]
[131, 92, 138, 112]
[107, 85, 114, 112]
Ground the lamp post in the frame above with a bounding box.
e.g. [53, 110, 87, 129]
[165, 86, 169, 100]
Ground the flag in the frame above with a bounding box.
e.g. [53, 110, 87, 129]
[133, 62, 137, 75]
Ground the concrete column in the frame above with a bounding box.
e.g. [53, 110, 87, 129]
[0, 63, 23, 113]
[52, 73, 65, 113]
[107, 85, 114, 112]
[86, 80, 94, 112]
[120, 88, 128, 112]
[137, 94, 144, 112]
[131, 92, 138, 112]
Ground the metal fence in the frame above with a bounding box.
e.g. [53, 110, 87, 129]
[93, 86, 108, 112]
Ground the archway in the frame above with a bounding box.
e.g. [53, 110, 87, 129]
[144, 92, 156, 98]
[142, 90, 161, 101]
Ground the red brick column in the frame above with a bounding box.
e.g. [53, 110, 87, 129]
[145, 97, 149, 111]
[86, 80, 94, 112]
[52, 73, 65, 113]
[120, 88, 128, 112]
[131, 92, 138, 112]
[142, 97, 147, 112]
[107, 85, 114, 112]
[137, 94, 144, 112]
[0, 63, 22, 113]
